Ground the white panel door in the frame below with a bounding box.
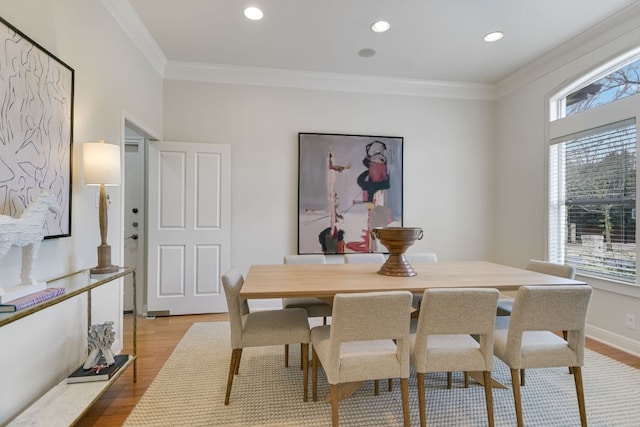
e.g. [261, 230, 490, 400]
[147, 141, 230, 315]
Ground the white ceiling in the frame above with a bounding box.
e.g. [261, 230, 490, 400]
[125, 0, 638, 84]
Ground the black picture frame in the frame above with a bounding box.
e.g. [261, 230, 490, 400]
[298, 132, 403, 254]
[0, 16, 74, 238]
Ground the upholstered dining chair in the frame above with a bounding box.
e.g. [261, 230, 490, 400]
[497, 259, 576, 316]
[493, 285, 592, 427]
[282, 254, 333, 367]
[311, 291, 413, 427]
[221, 268, 311, 405]
[403, 252, 438, 310]
[496, 259, 577, 386]
[343, 253, 385, 264]
[342, 252, 393, 391]
[404, 252, 438, 263]
[410, 288, 499, 427]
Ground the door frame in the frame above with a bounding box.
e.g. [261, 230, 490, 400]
[121, 112, 162, 315]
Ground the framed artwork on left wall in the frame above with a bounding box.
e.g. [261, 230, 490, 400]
[0, 16, 74, 238]
[298, 132, 403, 255]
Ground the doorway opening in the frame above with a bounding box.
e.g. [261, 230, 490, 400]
[123, 121, 151, 314]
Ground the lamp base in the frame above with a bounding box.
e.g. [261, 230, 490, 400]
[90, 265, 119, 275]
[91, 244, 119, 275]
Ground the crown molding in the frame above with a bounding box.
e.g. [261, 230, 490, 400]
[496, 2, 640, 98]
[164, 61, 497, 100]
[100, 2, 495, 100]
[100, 0, 166, 77]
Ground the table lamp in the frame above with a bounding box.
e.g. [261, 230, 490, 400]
[83, 140, 121, 274]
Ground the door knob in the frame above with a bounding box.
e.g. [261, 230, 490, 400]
[126, 234, 139, 240]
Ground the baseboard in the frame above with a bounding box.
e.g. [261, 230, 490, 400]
[146, 310, 171, 317]
[587, 324, 640, 357]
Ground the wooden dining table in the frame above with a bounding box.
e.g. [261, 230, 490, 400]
[240, 260, 587, 395]
[241, 260, 586, 299]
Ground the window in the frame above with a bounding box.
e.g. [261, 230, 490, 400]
[549, 50, 639, 284]
[565, 57, 640, 116]
[549, 120, 636, 282]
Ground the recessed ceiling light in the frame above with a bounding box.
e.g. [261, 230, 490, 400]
[358, 48, 376, 58]
[371, 21, 390, 33]
[244, 7, 263, 20]
[484, 31, 504, 42]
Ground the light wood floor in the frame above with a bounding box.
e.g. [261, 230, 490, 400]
[76, 313, 640, 426]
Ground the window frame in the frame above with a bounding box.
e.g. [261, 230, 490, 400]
[547, 50, 640, 288]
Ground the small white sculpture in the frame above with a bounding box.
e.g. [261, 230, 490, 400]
[84, 321, 116, 369]
[0, 191, 60, 302]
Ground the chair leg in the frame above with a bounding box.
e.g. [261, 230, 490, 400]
[234, 348, 242, 375]
[374, 380, 379, 395]
[401, 378, 410, 427]
[417, 372, 426, 427]
[301, 343, 309, 402]
[388, 378, 393, 392]
[464, 371, 469, 388]
[562, 331, 574, 374]
[300, 343, 305, 370]
[225, 348, 242, 405]
[331, 384, 340, 427]
[312, 348, 318, 402]
[447, 371, 453, 389]
[284, 344, 289, 367]
[573, 366, 588, 427]
[520, 368, 525, 386]
[510, 368, 524, 427]
[482, 371, 495, 427]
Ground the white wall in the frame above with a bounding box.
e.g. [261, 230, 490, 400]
[494, 10, 640, 355]
[163, 81, 496, 278]
[0, 0, 163, 423]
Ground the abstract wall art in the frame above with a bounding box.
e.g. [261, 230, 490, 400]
[298, 133, 403, 254]
[0, 17, 74, 238]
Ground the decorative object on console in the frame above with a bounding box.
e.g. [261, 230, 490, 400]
[0, 17, 74, 238]
[298, 133, 403, 255]
[83, 321, 116, 369]
[67, 353, 128, 384]
[83, 140, 121, 274]
[0, 192, 61, 303]
[371, 226, 423, 277]
[0, 287, 65, 312]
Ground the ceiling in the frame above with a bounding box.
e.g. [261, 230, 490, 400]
[126, 0, 639, 84]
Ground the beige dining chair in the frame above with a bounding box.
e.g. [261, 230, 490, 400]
[344, 253, 385, 263]
[403, 252, 438, 310]
[411, 288, 499, 427]
[404, 252, 438, 263]
[311, 291, 413, 427]
[343, 252, 394, 390]
[497, 259, 576, 316]
[221, 268, 311, 405]
[493, 285, 592, 427]
[282, 254, 333, 367]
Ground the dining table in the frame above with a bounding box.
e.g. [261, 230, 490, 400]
[240, 260, 587, 396]
[241, 260, 586, 299]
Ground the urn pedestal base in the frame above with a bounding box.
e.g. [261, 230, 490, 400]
[371, 227, 424, 277]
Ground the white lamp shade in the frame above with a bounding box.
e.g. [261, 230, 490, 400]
[83, 141, 121, 185]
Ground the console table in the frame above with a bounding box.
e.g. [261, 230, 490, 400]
[2, 267, 137, 426]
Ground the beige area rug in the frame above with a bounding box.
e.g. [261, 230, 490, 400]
[124, 322, 640, 426]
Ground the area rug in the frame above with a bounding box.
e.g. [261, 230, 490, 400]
[124, 322, 640, 426]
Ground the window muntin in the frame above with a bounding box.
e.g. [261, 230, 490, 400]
[549, 120, 636, 282]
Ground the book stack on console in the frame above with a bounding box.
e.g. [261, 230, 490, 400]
[0, 287, 66, 313]
[67, 354, 129, 384]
